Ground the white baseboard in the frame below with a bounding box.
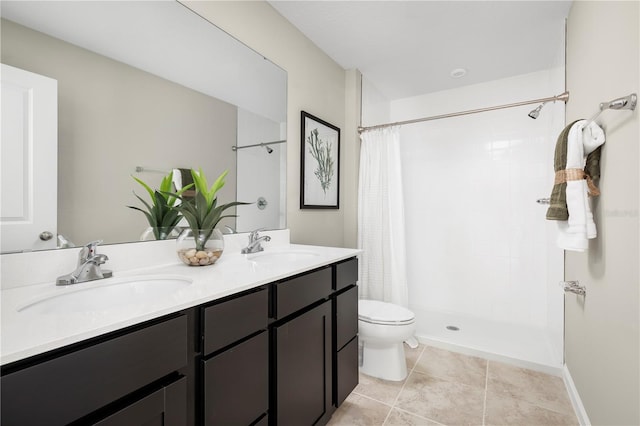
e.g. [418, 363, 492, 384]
[563, 364, 591, 426]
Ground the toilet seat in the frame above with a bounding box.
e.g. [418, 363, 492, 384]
[358, 300, 415, 326]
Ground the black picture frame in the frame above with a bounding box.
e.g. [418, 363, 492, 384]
[300, 111, 340, 209]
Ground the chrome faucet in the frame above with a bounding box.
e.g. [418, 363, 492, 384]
[241, 229, 271, 254]
[56, 240, 113, 285]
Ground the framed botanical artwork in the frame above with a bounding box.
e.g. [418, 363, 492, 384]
[300, 111, 340, 209]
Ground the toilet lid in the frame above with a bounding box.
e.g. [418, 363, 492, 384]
[358, 300, 415, 325]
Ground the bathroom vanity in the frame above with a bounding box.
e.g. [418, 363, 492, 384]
[0, 237, 359, 425]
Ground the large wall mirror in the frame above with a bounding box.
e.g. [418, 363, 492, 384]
[0, 1, 287, 254]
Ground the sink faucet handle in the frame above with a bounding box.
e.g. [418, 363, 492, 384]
[90, 253, 109, 265]
[249, 228, 266, 242]
[78, 240, 104, 264]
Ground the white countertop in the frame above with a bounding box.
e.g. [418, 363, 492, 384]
[1, 240, 360, 366]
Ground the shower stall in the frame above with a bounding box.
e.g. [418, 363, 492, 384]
[234, 108, 287, 232]
[362, 68, 566, 372]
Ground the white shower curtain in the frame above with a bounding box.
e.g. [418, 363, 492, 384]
[357, 126, 409, 307]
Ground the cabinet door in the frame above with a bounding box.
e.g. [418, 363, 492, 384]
[95, 376, 187, 426]
[274, 301, 332, 426]
[335, 285, 358, 350]
[203, 332, 269, 425]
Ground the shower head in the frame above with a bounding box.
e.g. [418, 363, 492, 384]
[528, 102, 546, 119]
[259, 143, 273, 154]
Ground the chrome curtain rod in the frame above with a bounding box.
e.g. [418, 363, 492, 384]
[357, 91, 570, 133]
[231, 139, 286, 151]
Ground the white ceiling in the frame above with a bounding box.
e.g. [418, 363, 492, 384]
[269, 0, 572, 100]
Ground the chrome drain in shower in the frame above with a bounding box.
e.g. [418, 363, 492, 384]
[446, 325, 460, 331]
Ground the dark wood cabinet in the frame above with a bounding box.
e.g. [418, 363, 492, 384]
[203, 332, 268, 425]
[0, 314, 189, 425]
[334, 258, 358, 292]
[200, 287, 269, 426]
[273, 267, 332, 319]
[1, 257, 359, 426]
[335, 284, 359, 350]
[273, 300, 333, 426]
[202, 288, 268, 354]
[335, 337, 358, 406]
[333, 259, 359, 407]
[95, 376, 187, 426]
[334, 285, 359, 406]
[271, 258, 358, 426]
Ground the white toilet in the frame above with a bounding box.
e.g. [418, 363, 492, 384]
[358, 299, 416, 381]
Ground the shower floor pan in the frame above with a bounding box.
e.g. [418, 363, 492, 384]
[412, 308, 563, 376]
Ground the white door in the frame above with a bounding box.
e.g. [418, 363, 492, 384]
[1, 64, 58, 253]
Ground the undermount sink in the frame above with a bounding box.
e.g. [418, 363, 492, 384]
[18, 275, 192, 314]
[247, 250, 320, 264]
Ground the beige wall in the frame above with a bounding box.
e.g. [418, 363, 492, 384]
[343, 69, 362, 249]
[1, 19, 237, 245]
[184, 1, 357, 247]
[565, 2, 639, 424]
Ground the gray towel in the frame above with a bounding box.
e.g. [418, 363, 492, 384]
[546, 121, 603, 221]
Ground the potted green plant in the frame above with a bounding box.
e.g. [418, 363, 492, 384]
[127, 172, 193, 240]
[171, 168, 246, 266]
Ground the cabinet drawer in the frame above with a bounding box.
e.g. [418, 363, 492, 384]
[274, 267, 332, 319]
[336, 285, 359, 350]
[203, 332, 268, 426]
[95, 376, 186, 426]
[335, 258, 358, 291]
[336, 337, 359, 406]
[1, 315, 187, 426]
[203, 288, 268, 355]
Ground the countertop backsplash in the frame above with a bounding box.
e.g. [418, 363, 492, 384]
[1, 229, 291, 290]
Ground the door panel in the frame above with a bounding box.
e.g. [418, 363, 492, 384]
[1, 64, 57, 253]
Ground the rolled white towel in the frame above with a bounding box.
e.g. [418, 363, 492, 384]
[557, 120, 605, 251]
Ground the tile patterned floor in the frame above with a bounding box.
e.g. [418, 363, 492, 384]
[328, 344, 578, 426]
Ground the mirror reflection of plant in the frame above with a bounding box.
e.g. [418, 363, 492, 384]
[307, 128, 334, 194]
[168, 168, 247, 251]
[127, 173, 193, 240]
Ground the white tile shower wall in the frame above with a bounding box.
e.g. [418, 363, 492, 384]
[235, 109, 284, 231]
[391, 69, 565, 329]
